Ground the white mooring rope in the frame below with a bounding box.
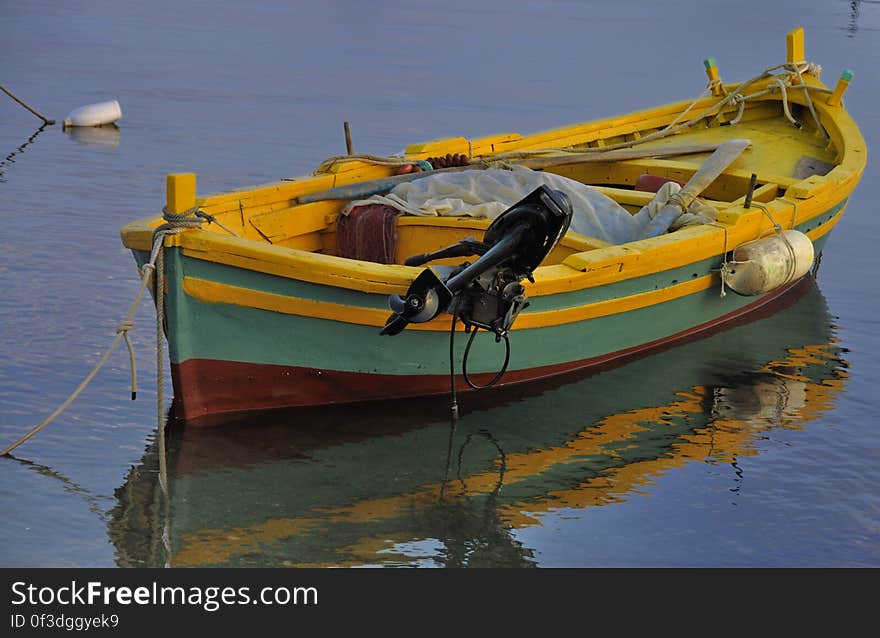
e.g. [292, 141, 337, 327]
[1, 208, 205, 456]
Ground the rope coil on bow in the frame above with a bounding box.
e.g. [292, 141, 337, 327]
[161, 205, 241, 238]
[729, 93, 748, 126]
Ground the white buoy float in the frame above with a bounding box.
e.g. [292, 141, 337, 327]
[722, 230, 814, 296]
[62, 99, 122, 128]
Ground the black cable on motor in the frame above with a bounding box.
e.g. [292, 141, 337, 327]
[449, 310, 459, 420]
[462, 327, 511, 390]
[448, 311, 512, 417]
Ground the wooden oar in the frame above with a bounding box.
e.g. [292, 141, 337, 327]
[293, 142, 725, 205]
[637, 138, 751, 239]
[511, 141, 724, 170]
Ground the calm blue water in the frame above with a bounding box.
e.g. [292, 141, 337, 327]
[1, 0, 877, 567]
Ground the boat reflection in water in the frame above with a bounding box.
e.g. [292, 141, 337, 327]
[109, 277, 848, 567]
[63, 124, 121, 148]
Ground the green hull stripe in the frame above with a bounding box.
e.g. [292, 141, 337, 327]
[164, 236, 830, 375]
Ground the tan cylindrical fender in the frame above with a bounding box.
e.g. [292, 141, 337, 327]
[723, 230, 814, 296]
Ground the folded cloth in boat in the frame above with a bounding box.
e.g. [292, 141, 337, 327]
[342, 168, 717, 245]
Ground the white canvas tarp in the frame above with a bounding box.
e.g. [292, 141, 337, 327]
[343, 167, 717, 245]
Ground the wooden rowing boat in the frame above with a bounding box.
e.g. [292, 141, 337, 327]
[119, 28, 865, 424]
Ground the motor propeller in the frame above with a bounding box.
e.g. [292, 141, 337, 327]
[381, 185, 573, 337]
[381, 268, 453, 336]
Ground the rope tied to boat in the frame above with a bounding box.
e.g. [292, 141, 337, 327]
[160, 205, 242, 238]
[0, 232, 165, 456]
[116, 318, 138, 400]
[787, 63, 830, 140]
[707, 222, 731, 297]
[772, 78, 801, 128]
[728, 93, 748, 126]
[137, 222, 177, 567]
[707, 77, 725, 97]
[1, 198, 249, 457]
[160, 205, 202, 226]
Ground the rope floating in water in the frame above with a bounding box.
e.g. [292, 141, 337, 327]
[1, 207, 209, 457]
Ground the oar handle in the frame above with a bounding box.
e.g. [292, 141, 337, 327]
[676, 138, 751, 208]
[638, 138, 751, 239]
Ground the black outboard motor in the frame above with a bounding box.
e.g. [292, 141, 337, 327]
[380, 185, 573, 339]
